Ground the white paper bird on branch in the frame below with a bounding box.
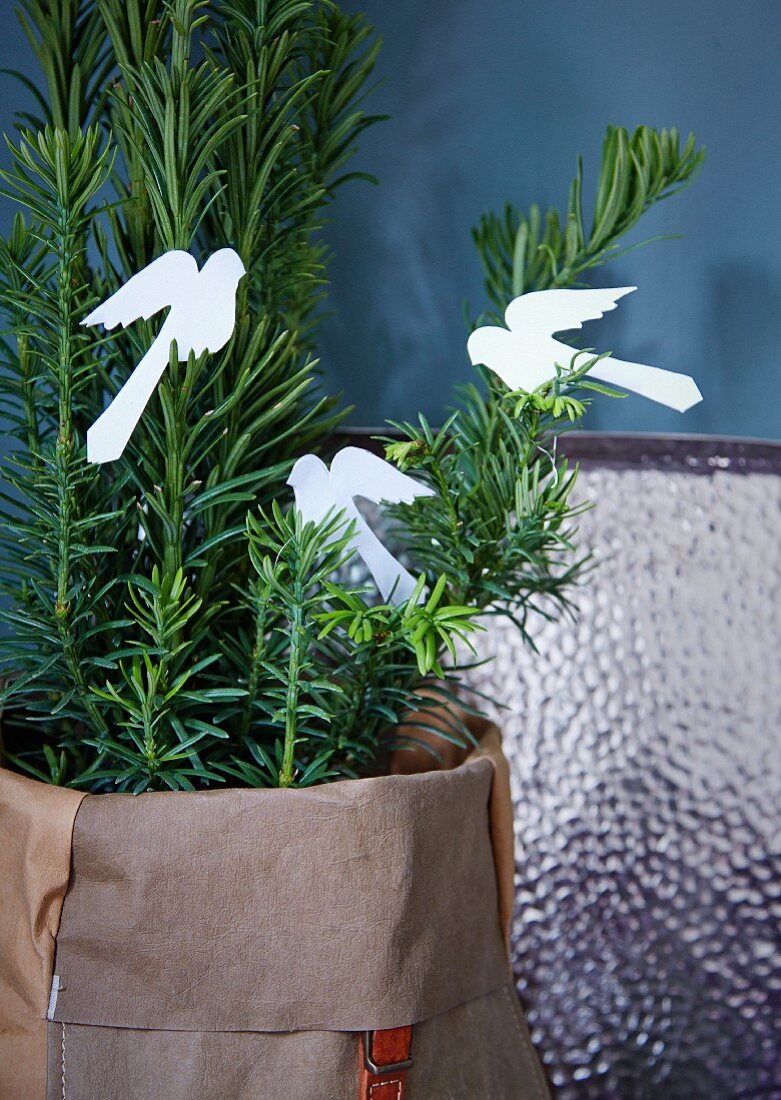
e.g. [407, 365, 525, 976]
[82, 248, 246, 463]
[287, 446, 434, 605]
[467, 286, 702, 412]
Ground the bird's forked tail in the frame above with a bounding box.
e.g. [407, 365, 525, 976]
[353, 514, 419, 606]
[87, 335, 174, 463]
[588, 355, 702, 413]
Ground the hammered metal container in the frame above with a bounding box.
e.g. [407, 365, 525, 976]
[467, 434, 781, 1098]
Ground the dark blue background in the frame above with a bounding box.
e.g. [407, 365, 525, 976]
[319, 1, 781, 437]
[2, 1, 779, 437]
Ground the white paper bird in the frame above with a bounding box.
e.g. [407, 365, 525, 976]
[82, 248, 247, 463]
[467, 286, 702, 412]
[287, 446, 434, 605]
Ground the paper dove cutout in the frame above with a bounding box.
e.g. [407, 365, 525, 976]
[467, 287, 702, 412]
[82, 248, 246, 463]
[287, 446, 434, 605]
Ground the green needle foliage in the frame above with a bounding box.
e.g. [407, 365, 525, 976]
[0, 0, 386, 788]
[381, 126, 705, 646]
[472, 125, 705, 317]
[0, 1, 703, 790]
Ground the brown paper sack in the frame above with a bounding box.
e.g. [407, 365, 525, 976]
[1, 719, 550, 1100]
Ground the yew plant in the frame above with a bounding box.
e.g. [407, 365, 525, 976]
[0, 0, 703, 791]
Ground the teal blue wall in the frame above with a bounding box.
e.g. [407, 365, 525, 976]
[318, 1, 781, 438]
[2, 2, 779, 438]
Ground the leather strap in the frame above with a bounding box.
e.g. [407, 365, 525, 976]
[359, 1026, 413, 1099]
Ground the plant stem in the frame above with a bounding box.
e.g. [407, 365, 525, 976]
[162, 379, 186, 579]
[17, 333, 42, 457]
[279, 595, 305, 788]
[52, 172, 108, 737]
[240, 580, 269, 738]
[341, 652, 371, 749]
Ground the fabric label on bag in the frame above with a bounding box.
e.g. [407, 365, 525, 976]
[47, 975, 61, 1021]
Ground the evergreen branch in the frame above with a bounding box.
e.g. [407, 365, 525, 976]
[14, 0, 113, 134]
[1, 0, 387, 785]
[0, 126, 116, 743]
[0, 3, 702, 792]
[245, 502, 355, 787]
[472, 125, 705, 316]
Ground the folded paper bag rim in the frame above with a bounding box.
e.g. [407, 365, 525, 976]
[1, 718, 514, 1096]
[51, 754, 509, 1033]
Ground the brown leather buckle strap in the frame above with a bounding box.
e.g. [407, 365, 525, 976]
[360, 1026, 413, 1099]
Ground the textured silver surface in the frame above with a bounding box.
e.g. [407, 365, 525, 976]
[469, 455, 781, 1098]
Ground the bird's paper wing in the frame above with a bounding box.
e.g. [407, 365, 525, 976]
[504, 286, 637, 337]
[82, 250, 198, 329]
[330, 447, 435, 506]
